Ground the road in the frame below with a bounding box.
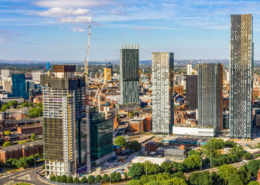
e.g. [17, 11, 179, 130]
[0, 166, 50, 185]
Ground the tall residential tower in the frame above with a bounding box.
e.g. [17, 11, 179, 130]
[152, 52, 174, 134]
[120, 44, 139, 104]
[229, 14, 253, 139]
[198, 64, 223, 131]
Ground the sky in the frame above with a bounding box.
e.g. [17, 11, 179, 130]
[0, 0, 260, 61]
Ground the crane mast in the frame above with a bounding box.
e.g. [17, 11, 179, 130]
[84, 26, 91, 173]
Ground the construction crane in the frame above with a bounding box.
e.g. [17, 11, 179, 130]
[84, 26, 91, 173]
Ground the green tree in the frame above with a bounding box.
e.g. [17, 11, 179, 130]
[73, 177, 80, 183]
[110, 173, 116, 183]
[31, 132, 36, 141]
[60, 175, 67, 183]
[218, 164, 238, 184]
[42, 164, 45, 170]
[67, 176, 73, 183]
[114, 136, 126, 147]
[224, 141, 236, 148]
[6, 158, 13, 165]
[188, 150, 201, 157]
[247, 160, 260, 176]
[228, 173, 243, 185]
[128, 163, 144, 179]
[115, 172, 121, 182]
[183, 155, 201, 169]
[29, 107, 43, 118]
[128, 140, 142, 152]
[103, 174, 110, 183]
[96, 175, 102, 182]
[160, 162, 172, 173]
[243, 152, 252, 159]
[248, 181, 259, 185]
[18, 140, 28, 144]
[80, 176, 87, 183]
[88, 175, 95, 184]
[37, 102, 43, 108]
[124, 171, 128, 181]
[3, 141, 12, 147]
[50, 173, 56, 181]
[8, 100, 18, 108]
[34, 153, 40, 158]
[172, 162, 186, 171]
[19, 157, 28, 168]
[1, 104, 10, 112]
[4, 130, 10, 135]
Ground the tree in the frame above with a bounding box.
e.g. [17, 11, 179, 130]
[110, 173, 116, 183]
[19, 157, 28, 168]
[183, 155, 201, 169]
[60, 175, 67, 183]
[124, 171, 128, 181]
[31, 132, 36, 141]
[114, 136, 126, 147]
[88, 175, 95, 184]
[248, 181, 259, 185]
[218, 164, 238, 184]
[4, 130, 10, 136]
[103, 174, 110, 183]
[115, 172, 121, 182]
[8, 101, 18, 108]
[50, 173, 56, 181]
[247, 160, 260, 177]
[228, 173, 243, 185]
[224, 141, 236, 148]
[160, 162, 172, 172]
[128, 163, 144, 179]
[172, 162, 186, 171]
[243, 152, 252, 159]
[128, 140, 142, 152]
[1, 104, 10, 112]
[6, 158, 13, 165]
[29, 107, 43, 118]
[34, 153, 40, 159]
[73, 177, 80, 183]
[42, 164, 45, 170]
[96, 175, 102, 182]
[18, 140, 28, 144]
[37, 103, 43, 108]
[188, 150, 201, 157]
[67, 176, 73, 183]
[3, 141, 12, 147]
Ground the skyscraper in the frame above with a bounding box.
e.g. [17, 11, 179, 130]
[104, 68, 112, 82]
[186, 63, 192, 75]
[10, 74, 28, 99]
[152, 52, 174, 134]
[198, 64, 223, 131]
[186, 75, 198, 109]
[41, 65, 88, 176]
[120, 44, 139, 104]
[229, 14, 253, 139]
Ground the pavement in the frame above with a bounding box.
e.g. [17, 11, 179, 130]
[0, 166, 50, 185]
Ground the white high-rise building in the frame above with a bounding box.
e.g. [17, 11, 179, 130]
[1, 70, 10, 78]
[186, 63, 192, 75]
[152, 52, 174, 134]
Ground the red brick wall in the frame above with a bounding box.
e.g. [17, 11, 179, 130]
[129, 123, 140, 132]
[145, 117, 152, 132]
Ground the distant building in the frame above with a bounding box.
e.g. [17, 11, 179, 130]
[2, 77, 12, 92]
[186, 75, 198, 108]
[186, 63, 192, 75]
[1, 70, 10, 78]
[229, 14, 253, 139]
[90, 72, 94, 78]
[120, 44, 139, 104]
[152, 52, 174, 134]
[9, 74, 29, 99]
[198, 64, 223, 131]
[106, 62, 113, 76]
[104, 68, 112, 82]
[32, 72, 44, 82]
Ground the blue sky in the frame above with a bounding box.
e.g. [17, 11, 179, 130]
[0, 0, 260, 61]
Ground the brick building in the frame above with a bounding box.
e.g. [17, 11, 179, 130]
[128, 116, 152, 133]
[174, 85, 184, 95]
[145, 141, 158, 152]
[17, 125, 43, 134]
[0, 140, 43, 163]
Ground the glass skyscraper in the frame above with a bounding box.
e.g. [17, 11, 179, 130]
[198, 64, 223, 131]
[152, 52, 174, 134]
[229, 14, 253, 139]
[10, 74, 29, 99]
[120, 44, 139, 104]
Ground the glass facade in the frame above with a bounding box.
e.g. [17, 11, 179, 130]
[152, 52, 174, 134]
[10, 74, 28, 99]
[229, 14, 253, 139]
[198, 64, 223, 131]
[186, 75, 198, 109]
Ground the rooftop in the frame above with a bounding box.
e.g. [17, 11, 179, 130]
[132, 156, 167, 166]
[0, 140, 43, 152]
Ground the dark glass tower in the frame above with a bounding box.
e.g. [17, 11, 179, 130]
[198, 64, 223, 131]
[10, 74, 29, 99]
[186, 75, 198, 109]
[229, 14, 253, 139]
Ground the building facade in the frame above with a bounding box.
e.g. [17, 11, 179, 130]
[10, 74, 29, 99]
[198, 64, 223, 131]
[186, 63, 192, 75]
[120, 44, 139, 104]
[104, 68, 112, 82]
[1, 70, 10, 78]
[229, 14, 253, 139]
[152, 52, 174, 134]
[186, 75, 198, 108]
[41, 65, 88, 176]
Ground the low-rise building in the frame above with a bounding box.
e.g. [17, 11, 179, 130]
[131, 156, 168, 166]
[145, 141, 158, 152]
[0, 140, 43, 163]
[156, 147, 185, 158]
[17, 125, 42, 134]
[172, 126, 216, 137]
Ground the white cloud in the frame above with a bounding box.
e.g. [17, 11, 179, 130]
[32, 7, 89, 17]
[70, 27, 85, 32]
[58, 16, 92, 23]
[34, 0, 115, 8]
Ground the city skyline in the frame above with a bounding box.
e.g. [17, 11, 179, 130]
[1, 0, 260, 61]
